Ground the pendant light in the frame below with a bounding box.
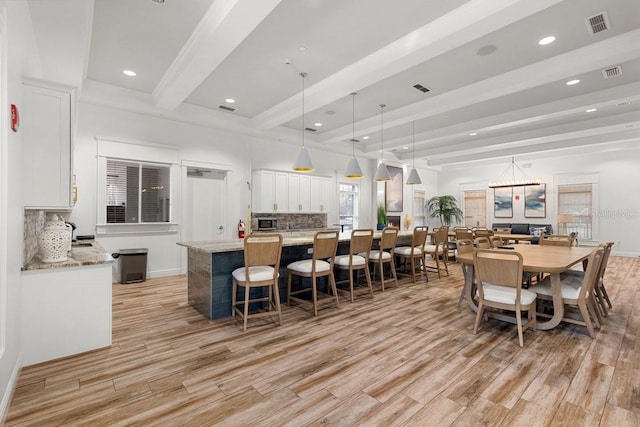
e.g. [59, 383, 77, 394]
[406, 121, 422, 185]
[292, 72, 314, 172]
[344, 92, 363, 179]
[373, 104, 391, 181]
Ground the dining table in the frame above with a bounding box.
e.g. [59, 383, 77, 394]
[456, 244, 595, 330]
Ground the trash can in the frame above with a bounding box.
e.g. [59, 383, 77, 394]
[116, 248, 148, 284]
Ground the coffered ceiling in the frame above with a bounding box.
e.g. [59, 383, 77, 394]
[26, 0, 640, 169]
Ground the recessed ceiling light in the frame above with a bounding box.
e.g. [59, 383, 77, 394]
[402, 146, 409, 150]
[362, 136, 369, 140]
[469, 132, 478, 136]
[314, 122, 322, 127]
[299, 46, 307, 52]
[151, 0, 165, 3]
[538, 36, 556, 45]
[225, 98, 235, 103]
[123, 70, 136, 77]
[586, 108, 597, 112]
[566, 79, 580, 86]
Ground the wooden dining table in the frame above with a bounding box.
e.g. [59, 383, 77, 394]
[456, 244, 594, 330]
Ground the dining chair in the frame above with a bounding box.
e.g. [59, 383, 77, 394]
[456, 239, 475, 309]
[334, 229, 374, 302]
[474, 237, 491, 249]
[287, 230, 339, 316]
[231, 233, 283, 332]
[532, 247, 605, 338]
[455, 228, 473, 241]
[474, 228, 494, 238]
[489, 235, 505, 248]
[473, 249, 537, 347]
[539, 235, 571, 247]
[423, 226, 449, 278]
[367, 227, 398, 291]
[395, 226, 428, 284]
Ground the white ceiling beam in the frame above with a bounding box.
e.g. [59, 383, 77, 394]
[152, 0, 283, 110]
[252, 0, 564, 130]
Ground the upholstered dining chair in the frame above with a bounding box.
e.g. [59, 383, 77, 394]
[533, 247, 604, 338]
[395, 226, 428, 284]
[455, 228, 474, 241]
[287, 230, 339, 316]
[334, 229, 374, 302]
[489, 235, 505, 248]
[367, 227, 398, 291]
[456, 239, 475, 309]
[423, 226, 449, 278]
[563, 242, 613, 317]
[539, 235, 571, 247]
[474, 237, 491, 249]
[473, 249, 537, 347]
[231, 233, 283, 332]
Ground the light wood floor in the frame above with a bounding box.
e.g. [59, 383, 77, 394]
[6, 256, 640, 426]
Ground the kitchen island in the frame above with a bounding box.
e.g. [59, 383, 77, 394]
[178, 231, 413, 320]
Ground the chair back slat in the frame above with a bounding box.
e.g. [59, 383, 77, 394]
[313, 230, 339, 260]
[380, 227, 399, 251]
[244, 234, 283, 268]
[350, 229, 374, 255]
[456, 239, 474, 255]
[474, 249, 523, 289]
[455, 229, 473, 241]
[475, 237, 491, 249]
[412, 226, 428, 248]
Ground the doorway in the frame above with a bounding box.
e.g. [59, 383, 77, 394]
[183, 168, 226, 243]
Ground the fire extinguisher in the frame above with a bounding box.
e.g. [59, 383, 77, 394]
[238, 220, 245, 239]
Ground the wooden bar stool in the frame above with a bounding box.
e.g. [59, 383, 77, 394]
[231, 233, 283, 332]
[335, 229, 374, 302]
[368, 227, 398, 291]
[287, 230, 340, 316]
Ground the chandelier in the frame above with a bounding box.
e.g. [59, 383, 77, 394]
[488, 157, 541, 188]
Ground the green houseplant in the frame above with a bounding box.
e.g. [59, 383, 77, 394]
[426, 195, 463, 226]
[376, 205, 387, 230]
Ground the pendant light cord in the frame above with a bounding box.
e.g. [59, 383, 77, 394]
[412, 121, 416, 168]
[379, 104, 386, 161]
[301, 72, 307, 148]
[351, 92, 357, 157]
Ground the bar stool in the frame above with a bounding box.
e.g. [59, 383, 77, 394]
[395, 226, 428, 284]
[367, 227, 398, 291]
[335, 229, 374, 302]
[287, 230, 340, 316]
[231, 233, 283, 332]
[423, 226, 449, 278]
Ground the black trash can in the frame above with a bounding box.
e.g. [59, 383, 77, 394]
[116, 248, 148, 284]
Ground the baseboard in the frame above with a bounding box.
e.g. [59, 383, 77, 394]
[147, 268, 182, 279]
[0, 354, 22, 424]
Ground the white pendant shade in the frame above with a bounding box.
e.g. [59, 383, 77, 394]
[406, 167, 422, 185]
[374, 162, 391, 181]
[293, 146, 314, 172]
[345, 156, 363, 178]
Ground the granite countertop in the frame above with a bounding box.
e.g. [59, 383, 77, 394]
[22, 241, 115, 271]
[178, 230, 414, 254]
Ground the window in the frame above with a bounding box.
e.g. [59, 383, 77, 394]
[464, 190, 486, 227]
[106, 159, 171, 223]
[557, 184, 592, 240]
[339, 183, 359, 231]
[413, 190, 425, 227]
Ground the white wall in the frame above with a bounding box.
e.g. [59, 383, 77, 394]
[438, 145, 640, 256]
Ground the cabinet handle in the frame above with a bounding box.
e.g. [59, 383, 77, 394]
[320, 205, 324, 211]
[299, 204, 302, 211]
[274, 203, 277, 211]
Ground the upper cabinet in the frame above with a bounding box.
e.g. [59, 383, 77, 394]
[252, 170, 333, 214]
[22, 80, 75, 209]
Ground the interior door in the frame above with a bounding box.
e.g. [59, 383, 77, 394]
[184, 170, 225, 242]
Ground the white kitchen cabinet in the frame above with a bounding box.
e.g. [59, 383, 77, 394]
[22, 80, 75, 209]
[321, 177, 335, 214]
[288, 174, 311, 211]
[252, 170, 288, 213]
[20, 264, 112, 366]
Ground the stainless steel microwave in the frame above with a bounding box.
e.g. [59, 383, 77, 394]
[256, 217, 277, 231]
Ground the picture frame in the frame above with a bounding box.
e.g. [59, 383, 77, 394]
[385, 165, 403, 212]
[524, 183, 546, 218]
[493, 187, 513, 218]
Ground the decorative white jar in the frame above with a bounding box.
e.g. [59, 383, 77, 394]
[38, 214, 72, 263]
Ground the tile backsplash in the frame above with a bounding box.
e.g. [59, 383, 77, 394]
[251, 213, 328, 231]
[23, 209, 47, 265]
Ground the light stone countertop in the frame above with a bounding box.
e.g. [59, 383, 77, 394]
[22, 241, 115, 271]
[177, 230, 414, 254]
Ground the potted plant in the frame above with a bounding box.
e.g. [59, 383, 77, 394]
[376, 205, 387, 230]
[426, 195, 463, 227]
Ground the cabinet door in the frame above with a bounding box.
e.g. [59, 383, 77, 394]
[288, 174, 300, 211]
[23, 83, 73, 208]
[273, 172, 289, 212]
[253, 170, 274, 213]
[309, 176, 322, 211]
[298, 175, 311, 211]
[321, 178, 335, 214]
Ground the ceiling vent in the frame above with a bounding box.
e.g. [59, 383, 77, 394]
[349, 138, 359, 143]
[602, 65, 622, 79]
[304, 127, 317, 132]
[412, 83, 431, 93]
[585, 12, 610, 35]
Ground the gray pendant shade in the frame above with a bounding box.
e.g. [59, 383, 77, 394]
[406, 121, 422, 185]
[292, 72, 314, 172]
[374, 103, 390, 182]
[344, 92, 363, 179]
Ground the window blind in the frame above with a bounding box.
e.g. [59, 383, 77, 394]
[464, 190, 486, 227]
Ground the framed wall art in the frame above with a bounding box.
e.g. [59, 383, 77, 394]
[385, 165, 403, 212]
[494, 187, 513, 218]
[524, 183, 546, 218]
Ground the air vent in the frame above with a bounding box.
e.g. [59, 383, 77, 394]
[349, 138, 359, 143]
[602, 65, 622, 79]
[217, 105, 236, 112]
[585, 12, 609, 35]
[304, 127, 317, 132]
[413, 83, 431, 93]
